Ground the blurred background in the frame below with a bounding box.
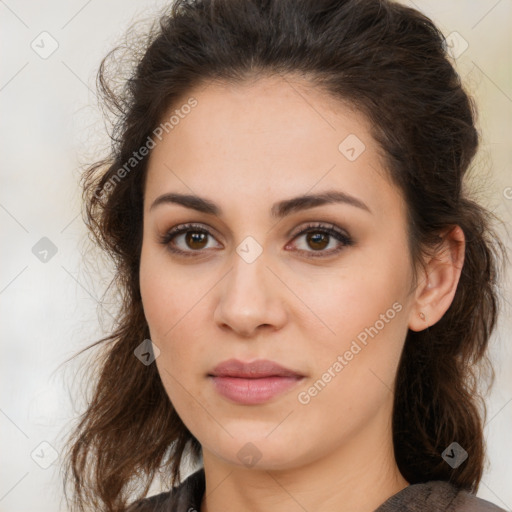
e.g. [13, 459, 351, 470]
[1, 0, 511, 510]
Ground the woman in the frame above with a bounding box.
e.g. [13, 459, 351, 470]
[62, 0, 509, 511]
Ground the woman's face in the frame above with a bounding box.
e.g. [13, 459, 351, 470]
[139, 75, 419, 471]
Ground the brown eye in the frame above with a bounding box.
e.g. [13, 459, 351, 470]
[288, 223, 354, 258]
[159, 223, 222, 257]
[305, 232, 330, 251]
[185, 231, 209, 250]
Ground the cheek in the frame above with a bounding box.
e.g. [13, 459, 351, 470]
[139, 269, 168, 338]
[298, 262, 407, 344]
[295, 298, 407, 441]
[139, 246, 205, 379]
[139, 244, 186, 337]
[297, 258, 410, 400]
[140, 272, 189, 370]
[140, 262, 199, 416]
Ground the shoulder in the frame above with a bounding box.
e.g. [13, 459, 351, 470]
[125, 491, 172, 512]
[125, 467, 205, 512]
[452, 486, 508, 512]
[375, 480, 507, 512]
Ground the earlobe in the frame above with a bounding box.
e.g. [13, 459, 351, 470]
[407, 225, 465, 332]
[408, 310, 429, 333]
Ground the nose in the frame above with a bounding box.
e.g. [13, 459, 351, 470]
[213, 250, 288, 338]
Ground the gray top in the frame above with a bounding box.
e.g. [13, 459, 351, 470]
[126, 467, 506, 512]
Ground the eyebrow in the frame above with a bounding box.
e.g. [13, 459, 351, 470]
[149, 189, 372, 218]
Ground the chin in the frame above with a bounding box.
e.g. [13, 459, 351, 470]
[204, 433, 310, 471]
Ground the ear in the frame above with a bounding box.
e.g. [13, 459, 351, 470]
[408, 225, 465, 332]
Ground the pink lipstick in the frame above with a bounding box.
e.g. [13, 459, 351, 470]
[208, 358, 305, 405]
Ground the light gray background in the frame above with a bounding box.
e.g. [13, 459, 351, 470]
[1, 1, 511, 511]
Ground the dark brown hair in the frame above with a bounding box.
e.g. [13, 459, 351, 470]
[61, 0, 508, 510]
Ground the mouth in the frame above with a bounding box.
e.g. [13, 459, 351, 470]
[209, 358, 305, 379]
[208, 358, 305, 405]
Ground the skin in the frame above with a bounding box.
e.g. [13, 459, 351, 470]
[139, 74, 465, 512]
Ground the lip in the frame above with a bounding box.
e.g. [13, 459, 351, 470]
[209, 358, 304, 378]
[208, 358, 305, 405]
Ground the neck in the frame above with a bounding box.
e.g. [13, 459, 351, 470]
[199, 406, 408, 512]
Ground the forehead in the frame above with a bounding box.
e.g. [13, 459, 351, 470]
[144, 75, 403, 221]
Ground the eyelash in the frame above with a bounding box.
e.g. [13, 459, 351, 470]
[158, 222, 354, 259]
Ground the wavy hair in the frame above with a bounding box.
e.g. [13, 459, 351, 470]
[61, 0, 508, 510]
